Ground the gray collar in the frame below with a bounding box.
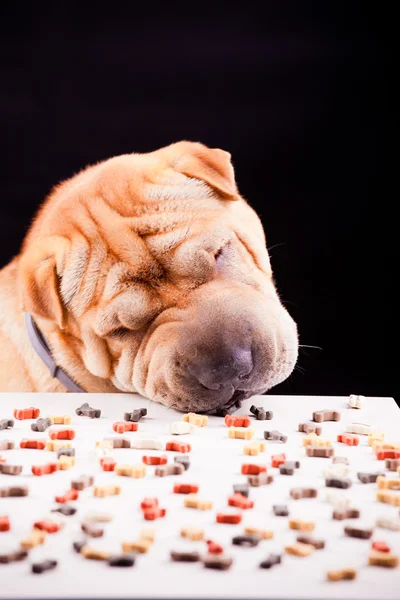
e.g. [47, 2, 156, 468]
[25, 312, 86, 393]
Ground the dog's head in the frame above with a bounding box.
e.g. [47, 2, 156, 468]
[18, 141, 298, 412]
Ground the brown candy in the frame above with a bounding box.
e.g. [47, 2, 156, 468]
[344, 526, 373, 539]
[298, 423, 322, 435]
[306, 446, 334, 458]
[0, 549, 28, 564]
[154, 464, 185, 477]
[170, 550, 200, 562]
[0, 485, 28, 497]
[247, 473, 274, 487]
[312, 410, 340, 423]
[290, 487, 318, 500]
[0, 464, 22, 475]
[325, 477, 352, 489]
[71, 475, 95, 490]
[333, 508, 360, 520]
[81, 522, 104, 538]
[296, 535, 325, 549]
[203, 556, 233, 570]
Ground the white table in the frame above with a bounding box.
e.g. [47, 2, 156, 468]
[0, 393, 399, 600]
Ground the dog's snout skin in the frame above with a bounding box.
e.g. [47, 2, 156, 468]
[186, 346, 254, 391]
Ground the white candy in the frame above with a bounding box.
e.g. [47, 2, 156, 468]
[131, 438, 163, 450]
[376, 517, 400, 531]
[169, 421, 197, 435]
[346, 422, 371, 435]
[325, 492, 351, 509]
[323, 464, 351, 479]
[348, 394, 365, 409]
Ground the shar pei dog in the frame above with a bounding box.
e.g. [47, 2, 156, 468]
[0, 141, 298, 413]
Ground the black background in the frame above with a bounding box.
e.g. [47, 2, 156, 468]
[0, 5, 394, 401]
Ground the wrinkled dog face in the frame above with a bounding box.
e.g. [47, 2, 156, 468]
[19, 142, 298, 412]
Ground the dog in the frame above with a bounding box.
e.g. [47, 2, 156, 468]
[0, 141, 298, 413]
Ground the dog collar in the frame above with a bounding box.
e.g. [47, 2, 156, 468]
[25, 312, 86, 393]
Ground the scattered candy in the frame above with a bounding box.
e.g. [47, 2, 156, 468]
[250, 405, 273, 420]
[348, 394, 364, 409]
[182, 413, 208, 427]
[76, 403, 101, 418]
[13, 407, 40, 420]
[124, 408, 147, 422]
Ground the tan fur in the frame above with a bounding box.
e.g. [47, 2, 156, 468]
[0, 141, 298, 411]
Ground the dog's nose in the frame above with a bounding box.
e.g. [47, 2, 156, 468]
[186, 347, 254, 390]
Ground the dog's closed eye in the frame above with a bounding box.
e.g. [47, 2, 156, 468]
[106, 327, 131, 339]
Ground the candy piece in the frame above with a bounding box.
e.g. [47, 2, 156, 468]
[184, 494, 212, 510]
[130, 438, 164, 450]
[325, 493, 351, 509]
[298, 423, 321, 435]
[171, 550, 200, 562]
[376, 449, 400, 460]
[377, 490, 400, 506]
[332, 456, 349, 464]
[271, 453, 286, 468]
[372, 541, 390, 553]
[103, 437, 130, 449]
[32, 559, 58, 574]
[264, 430, 287, 442]
[71, 475, 94, 490]
[344, 526, 373, 539]
[0, 516, 10, 532]
[290, 487, 317, 500]
[345, 422, 371, 435]
[165, 441, 191, 453]
[169, 421, 197, 435]
[259, 554, 281, 569]
[81, 522, 104, 537]
[112, 421, 138, 434]
[232, 534, 260, 547]
[233, 483, 249, 497]
[303, 435, 332, 448]
[81, 546, 110, 560]
[337, 433, 359, 446]
[306, 446, 334, 458]
[46, 440, 72, 452]
[224, 415, 251, 428]
[51, 505, 77, 516]
[47, 415, 71, 425]
[124, 408, 147, 422]
[30, 415, 50, 433]
[312, 410, 340, 423]
[0, 485, 28, 497]
[376, 517, 400, 531]
[368, 431, 385, 446]
[100, 457, 116, 472]
[21, 528, 46, 549]
[20, 439, 46, 450]
[206, 540, 224, 554]
[214, 401, 242, 417]
[84, 512, 113, 523]
[13, 407, 40, 420]
[273, 505, 289, 517]
[115, 464, 147, 478]
[154, 464, 184, 477]
[327, 568, 356, 581]
[228, 427, 254, 440]
[285, 542, 314, 557]
[203, 555, 233, 570]
[0, 419, 13, 430]
[76, 403, 101, 418]
[279, 461, 300, 475]
[357, 471, 383, 484]
[243, 442, 266, 456]
[122, 540, 152, 553]
[368, 550, 399, 568]
[241, 463, 267, 475]
[57, 447, 75, 458]
[58, 456, 76, 470]
[376, 476, 400, 490]
[142, 455, 168, 466]
[174, 455, 190, 470]
[93, 485, 121, 498]
[0, 440, 14, 450]
[108, 554, 135, 567]
[140, 498, 158, 510]
[216, 513, 242, 524]
[33, 520, 62, 534]
[182, 413, 208, 427]
[73, 540, 86, 553]
[180, 527, 204, 541]
[174, 483, 199, 494]
[372, 441, 400, 452]
[250, 405, 273, 420]
[323, 463, 350, 479]
[325, 477, 352, 489]
[55, 488, 79, 503]
[139, 528, 156, 542]
[333, 508, 360, 520]
[142, 507, 166, 521]
[0, 464, 23, 475]
[248, 473, 273, 487]
[385, 458, 400, 471]
[244, 526, 273, 540]
[289, 519, 315, 531]
[0, 549, 28, 564]
[228, 493, 254, 509]
[296, 535, 325, 549]
[348, 394, 364, 408]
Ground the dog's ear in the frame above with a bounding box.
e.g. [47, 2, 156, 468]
[168, 141, 239, 200]
[18, 236, 69, 328]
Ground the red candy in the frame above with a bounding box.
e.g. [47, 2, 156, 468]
[372, 541, 390, 553]
[0, 516, 10, 532]
[143, 507, 166, 521]
[34, 520, 62, 533]
[142, 455, 168, 466]
[49, 429, 75, 440]
[112, 421, 138, 434]
[140, 498, 159, 510]
[13, 407, 40, 420]
[100, 457, 116, 472]
[55, 488, 79, 504]
[206, 540, 224, 554]
[31, 462, 59, 476]
[20, 439, 46, 450]
[228, 493, 254, 509]
[166, 441, 191, 453]
[337, 433, 359, 446]
[241, 464, 267, 475]
[216, 513, 242, 524]
[173, 484, 199, 494]
[271, 453, 286, 468]
[376, 450, 399, 460]
[224, 415, 251, 428]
